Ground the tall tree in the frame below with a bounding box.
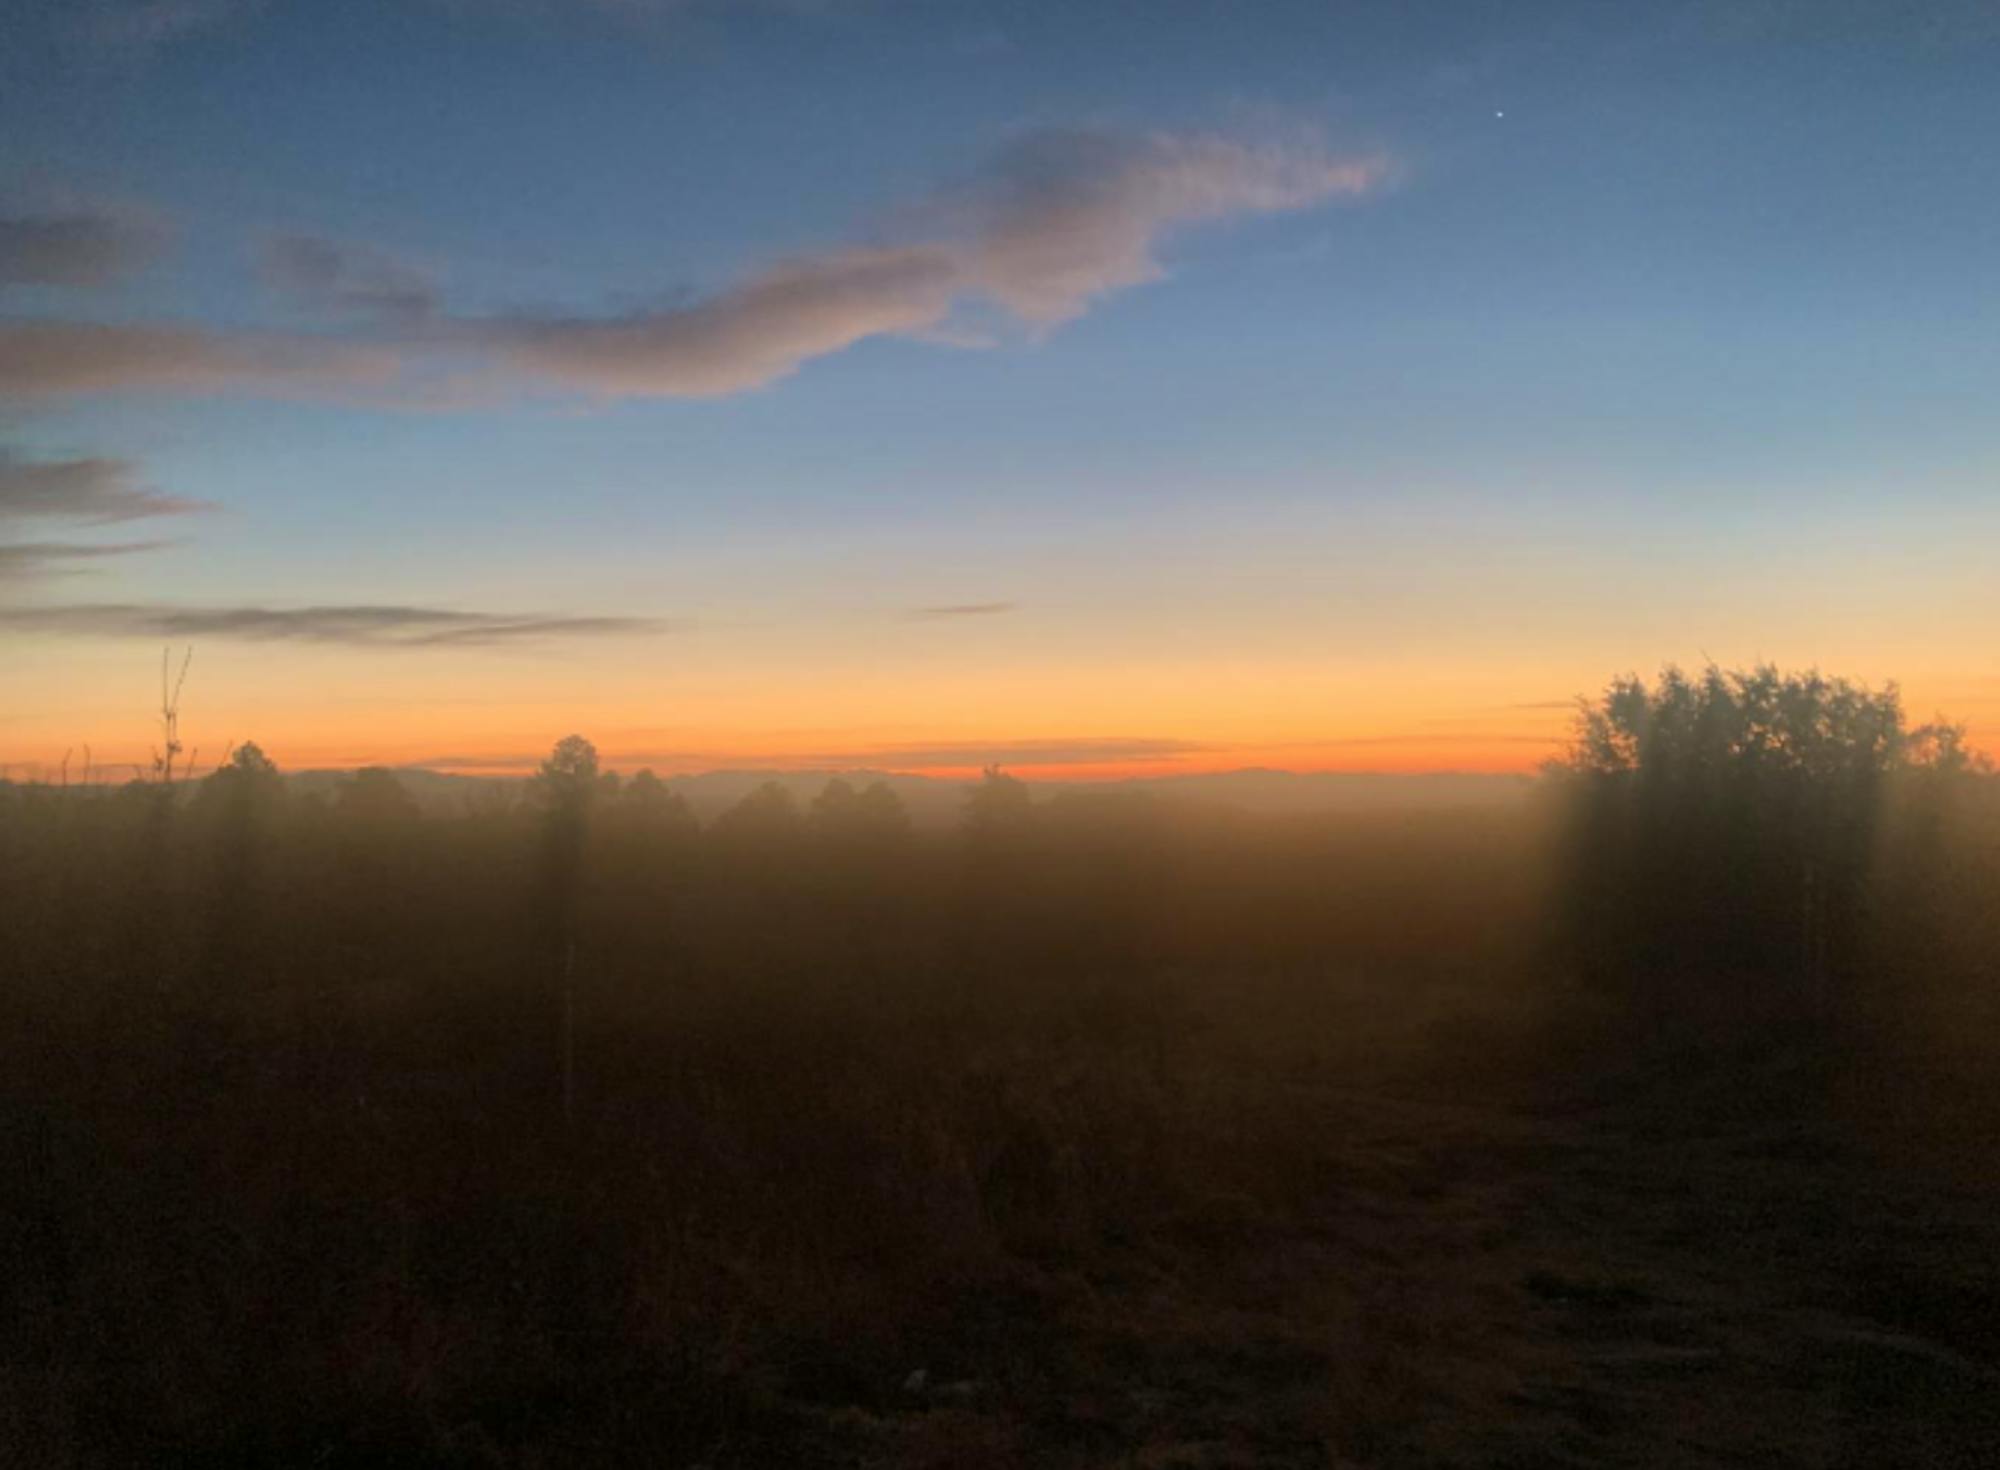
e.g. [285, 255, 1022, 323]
[535, 734, 599, 1124]
[1551, 664, 1914, 1003]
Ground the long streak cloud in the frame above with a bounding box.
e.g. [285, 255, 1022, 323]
[0, 129, 1385, 403]
[0, 602, 674, 646]
[0, 453, 213, 523]
[477, 130, 1388, 397]
[0, 321, 400, 400]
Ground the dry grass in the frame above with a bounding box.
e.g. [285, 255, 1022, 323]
[1, 782, 1996, 1466]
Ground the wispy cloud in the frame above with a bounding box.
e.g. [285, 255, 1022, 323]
[476, 243, 962, 398]
[81, 0, 257, 51]
[428, 0, 878, 25]
[902, 601, 1018, 620]
[0, 452, 214, 524]
[0, 601, 673, 646]
[258, 234, 441, 323]
[61, 0, 867, 54]
[0, 320, 399, 401]
[0, 208, 172, 289]
[0, 540, 169, 580]
[951, 129, 1385, 326]
[473, 128, 1388, 397]
[2, 128, 1386, 404]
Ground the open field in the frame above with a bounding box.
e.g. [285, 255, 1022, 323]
[7, 907, 1997, 1467]
[5, 731, 1997, 1465]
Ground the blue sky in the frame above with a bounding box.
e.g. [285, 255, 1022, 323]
[3, 0, 1996, 774]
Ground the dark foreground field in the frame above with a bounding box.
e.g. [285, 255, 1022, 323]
[8, 965, 1999, 1468]
[4, 741, 1998, 1466]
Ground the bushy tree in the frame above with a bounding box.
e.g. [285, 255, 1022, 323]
[857, 780, 909, 832]
[188, 742, 288, 991]
[534, 734, 601, 815]
[1549, 663, 1951, 1001]
[963, 765, 1033, 844]
[616, 768, 698, 839]
[534, 735, 600, 917]
[810, 777, 910, 848]
[336, 766, 419, 827]
[711, 780, 802, 848]
[197, 741, 285, 817]
[531, 736, 601, 1123]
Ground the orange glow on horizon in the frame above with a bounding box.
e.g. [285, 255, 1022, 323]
[2, 641, 1990, 786]
[7, 696, 1994, 785]
[0, 723, 1573, 785]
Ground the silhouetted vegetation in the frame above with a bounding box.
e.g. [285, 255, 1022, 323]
[1548, 666, 1996, 1038]
[1, 672, 1996, 1466]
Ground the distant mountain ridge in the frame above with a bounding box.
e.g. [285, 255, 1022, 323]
[284, 765, 1533, 824]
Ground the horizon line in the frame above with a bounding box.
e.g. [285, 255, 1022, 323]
[0, 758, 1549, 787]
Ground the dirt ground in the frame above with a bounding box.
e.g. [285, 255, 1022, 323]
[806, 1042, 2000, 1469]
[9, 980, 1997, 1468]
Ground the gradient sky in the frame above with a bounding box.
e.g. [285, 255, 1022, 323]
[2, 0, 1996, 780]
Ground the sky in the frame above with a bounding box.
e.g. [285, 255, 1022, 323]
[2, 0, 1996, 781]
